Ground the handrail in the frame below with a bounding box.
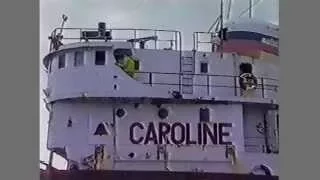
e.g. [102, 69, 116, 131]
[193, 31, 216, 52]
[53, 27, 181, 33]
[49, 27, 182, 52]
[137, 71, 279, 81]
[135, 71, 278, 98]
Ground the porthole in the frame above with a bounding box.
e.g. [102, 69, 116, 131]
[113, 84, 118, 90]
[128, 152, 135, 158]
[116, 108, 126, 118]
[158, 108, 169, 119]
[67, 117, 72, 127]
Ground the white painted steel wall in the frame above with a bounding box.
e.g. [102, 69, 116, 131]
[115, 103, 244, 154]
[44, 42, 279, 103]
[47, 101, 277, 174]
[48, 102, 244, 153]
[243, 105, 278, 153]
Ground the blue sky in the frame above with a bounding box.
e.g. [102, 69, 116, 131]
[40, 0, 278, 169]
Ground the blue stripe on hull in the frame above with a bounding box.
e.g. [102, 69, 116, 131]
[227, 31, 279, 42]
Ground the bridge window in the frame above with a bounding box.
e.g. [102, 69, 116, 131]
[58, 54, 66, 69]
[134, 60, 140, 70]
[114, 48, 133, 63]
[74, 51, 84, 67]
[200, 62, 208, 73]
[48, 58, 53, 73]
[95, 51, 105, 65]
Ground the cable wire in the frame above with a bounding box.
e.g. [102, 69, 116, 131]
[238, 0, 263, 18]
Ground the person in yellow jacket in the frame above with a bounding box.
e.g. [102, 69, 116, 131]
[117, 55, 137, 79]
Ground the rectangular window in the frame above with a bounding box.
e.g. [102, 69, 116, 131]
[199, 108, 210, 122]
[134, 60, 140, 70]
[200, 62, 208, 73]
[74, 51, 84, 67]
[58, 54, 66, 69]
[95, 51, 105, 65]
[48, 58, 53, 73]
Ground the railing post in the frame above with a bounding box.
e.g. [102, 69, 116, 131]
[175, 32, 178, 51]
[179, 73, 182, 93]
[154, 30, 157, 49]
[149, 72, 153, 86]
[261, 77, 265, 98]
[192, 33, 195, 50]
[79, 29, 82, 42]
[179, 32, 182, 51]
[196, 33, 199, 51]
[207, 75, 210, 96]
[234, 76, 237, 96]
[133, 30, 137, 48]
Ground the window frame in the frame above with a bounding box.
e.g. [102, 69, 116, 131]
[95, 50, 106, 66]
[74, 51, 84, 67]
[48, 58, 53, 73]
[199, 107, 210, 122]
[200, 62, 208, 73]
[58, 54, 66, 69]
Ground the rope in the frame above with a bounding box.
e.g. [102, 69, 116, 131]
[238, 0, 263, 18]
[207, 16, 220, 33]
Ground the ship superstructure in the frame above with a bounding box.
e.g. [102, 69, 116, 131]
[41, 15, 279, 178]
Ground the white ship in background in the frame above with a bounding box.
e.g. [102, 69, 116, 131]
[41, 1, 279, 179]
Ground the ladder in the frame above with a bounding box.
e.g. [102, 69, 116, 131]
[181, 54, 195, 94]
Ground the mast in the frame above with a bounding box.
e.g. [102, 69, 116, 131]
[249, 0, 253, 18]
[219, 0, 224, 59]
[226, 0, 232, 20]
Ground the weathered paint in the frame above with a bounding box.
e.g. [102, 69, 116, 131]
[43, 22, 279, 176]
[45, 44, 278, 102]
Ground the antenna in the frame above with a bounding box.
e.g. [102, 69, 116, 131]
[58, 14, 68, 35]
[49, 14, 68, 51]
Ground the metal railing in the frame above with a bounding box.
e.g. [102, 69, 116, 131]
[193, 32, 216, 52]
[49, 28, 182, 52]
[135, 71, 278, 98]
